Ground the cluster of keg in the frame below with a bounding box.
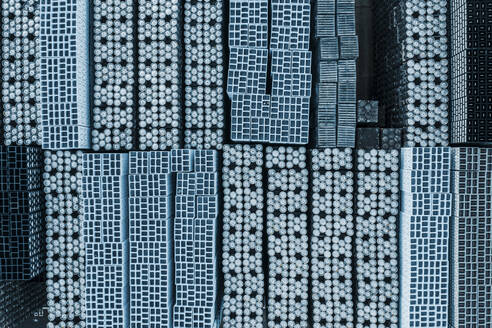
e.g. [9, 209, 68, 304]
[265, 147, 309, 328]
[92, 0, 135, 151]
[0, 281, 46, 327]
[137, 0, 183, 150]
[374, 0, 449, 147]
[43, 151, 85, 328]
[222, 144, 265, 328]
[184, 0, 225, 149]
[184, 129, 224, 150]
[310, 148, 355, 328]
[1, 1, 41, 146]
[355, 150, 399, 327]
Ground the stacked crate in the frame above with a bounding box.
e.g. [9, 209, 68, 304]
[173, 149, 219, 328]
[228, 0, 269, 142]
[83, 154, 129, 328]
[400, 147, 451, 327]
[450, 1, 492, 144]
[128, 152, 174, 327]
[313, 0, 358, 147]
[0, 146, 44, 280]
[40, 0, 90, 149]
[450, 148, 492, 327]
[269, 0, 312, 144]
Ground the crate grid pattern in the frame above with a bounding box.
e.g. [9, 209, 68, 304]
[399, 147, 451, 328]
[450, 1, 492, 144]
[270, 0, 310, 51]
[228, 0, 270, 143]
[269, 1, 311, 144]
[1, 1, 41, 146]
[310, 148, 355, 327]
[0, 146, 44, 281]
[221, 144, 265, 327]
[266, 147, 309, 327]
[83, 153, 129, 328]
[39, 0, 90, 149]
[374, 1, 449, 147]
[450, 148, 492, 328]
[355, 150, 400, 327]
[228, 0, 311, 144]
[172, 149, 219, 328]
[313, 0, 358, 148]
[137, 1, 183, 150]
[128, 151, 173, 327]
[183, 0, 225, 150]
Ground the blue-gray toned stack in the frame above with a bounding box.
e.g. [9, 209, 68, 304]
[40, 0, 90, 149]
[310, 148, 355, 326]
[92, 0, 135, 151]
[83, 153, 129, 328]
[228, 0, 311, 144]
[172, 149, 219, 328]
[450, 148, 492, 328]
[400, 147, 451, 328]
[228, 0, 269, 142]
[0, 1, 41, 146]
[136, 1, 183, 150]
[0, 146, 43, 280]
[266, 147, 309, 327]
[269, 0, 312, 144]
[183, 0, 225, 149]
[355, 149, 400, 327]
[221, 144, 265, 327]
[450, 1, 492, 144]
[374, 0, 449, 147]
[314, 0, 358, 148]
[128, 152, 174, 327]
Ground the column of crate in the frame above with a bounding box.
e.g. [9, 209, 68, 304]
[0, 146, 44, 280]
[128, 152, 173, 327]
[450, 148, 492, 327]
[83, 154, 129, 328]
[173, 149, 219, 328]
[313, 0, 358, 147]
[40, 0, 91, 149]
[228, 0, 269, 142]
[269, 0, 312, 144]
[400, 147, 451, 327]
